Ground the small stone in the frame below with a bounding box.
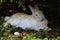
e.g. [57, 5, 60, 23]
[14, 32, 20, 36]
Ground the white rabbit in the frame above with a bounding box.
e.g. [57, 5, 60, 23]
[3, 5, 49, 31]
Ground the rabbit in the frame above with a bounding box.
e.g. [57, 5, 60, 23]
[3, 5, 49, 31]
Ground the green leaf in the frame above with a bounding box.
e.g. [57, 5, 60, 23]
[10, 0, 13, 3]
[43, 38, 48, 40]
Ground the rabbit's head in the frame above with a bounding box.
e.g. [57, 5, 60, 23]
[29, 5, 45, 21]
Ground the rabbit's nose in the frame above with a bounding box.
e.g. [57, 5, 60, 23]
[41, 18, 44, 21]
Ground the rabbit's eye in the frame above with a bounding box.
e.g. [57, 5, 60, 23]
[36, 14, 38, 16]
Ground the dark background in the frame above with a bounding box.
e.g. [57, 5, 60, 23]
[0, 0, 59, 30]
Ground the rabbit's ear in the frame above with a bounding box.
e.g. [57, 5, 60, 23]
[34, 5, 39, 10]
[28, 5, 35, 13]
[28, 5, 39, 10]
[34, 5, 43, 13]
[28, 5, 42, 14]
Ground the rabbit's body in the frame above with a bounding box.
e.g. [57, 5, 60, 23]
[4, 5, 48, 31]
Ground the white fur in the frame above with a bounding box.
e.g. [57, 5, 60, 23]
[3, 5, 48, 31]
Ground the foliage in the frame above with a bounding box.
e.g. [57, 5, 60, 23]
[22, 34, 42, 40]
[0, 16, 18, 40]
[0, 0, 33, 11]
[0, 16, 60, 40]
